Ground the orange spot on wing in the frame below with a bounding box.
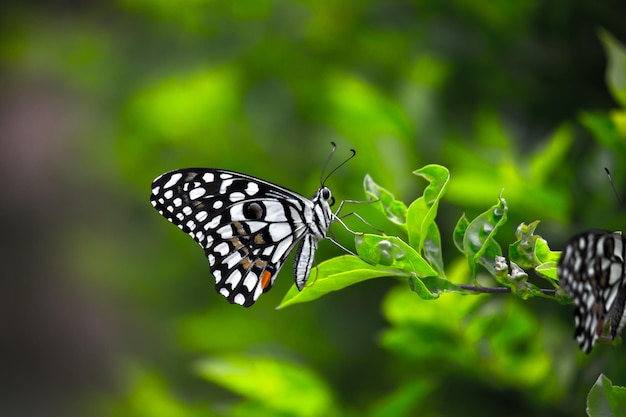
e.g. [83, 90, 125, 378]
[261, 270, 273, 290]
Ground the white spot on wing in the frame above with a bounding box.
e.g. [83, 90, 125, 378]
[268, 223, 292, 241]
[214, 242, 229, 256]
[609, 264, 623, 285]
[614, 237, 624, 257]
[233, 294, 246, 305]
[152, 186, 160, 195]
[205, 215, 221, 230]
[219, 179, 234, 193]
[183, 206, 192, 215]
[253, 280, 264, 301]
[195, 211, 208, 222]
[607, 287, 619, 310]
[229, 205, 244, 221]
[230, 192, 245, 202]
[202, 173, 215, 183]
[173, 198, 182, 207]
[243, 271, 257, 291]
[164, 190, 174, 199]
[251, 222, 267, 233]
[224, 252, 242, 269]
[213, 200, 224, 209]
[225, 269, 242, 288]
[289, 206, 304, 224]
[272, 236, 293, 263]
[217, 225, 233, 238]
[219, 287, 229, 297]
[164, 173, 182, 189]
[246, 182, 259, 196]
[264, 201, 288, 222]
[189, 188, 206, 200]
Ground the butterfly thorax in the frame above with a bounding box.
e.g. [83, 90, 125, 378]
[306, 186, 334, 239]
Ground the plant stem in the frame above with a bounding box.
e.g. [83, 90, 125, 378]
[457, 284, 557, 297]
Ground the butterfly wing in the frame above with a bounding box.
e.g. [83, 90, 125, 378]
[558, 230, 626, 353]
[150, 168, 313, 306]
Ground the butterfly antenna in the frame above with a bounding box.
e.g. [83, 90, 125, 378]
[320, 142, 338, 185]
[321, 143, 356, 185]
[605, 168, 624, 208]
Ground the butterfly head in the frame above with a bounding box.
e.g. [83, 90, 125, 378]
[312, 186, 334, 212]
[320, 186, 335, 206]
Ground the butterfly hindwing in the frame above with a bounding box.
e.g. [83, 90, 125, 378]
[151, 168, 332, 306]
[558, 230, 626, 352]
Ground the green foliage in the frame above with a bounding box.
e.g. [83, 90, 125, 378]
[454, 194, 507, 280]
[6, 2, 626, 416]
[280, 161, 561, 308]
[381, 287, 560, 396]
[195, 356, 335, 417]
[582, 30, 626, 159]
[277, 255, 409, 308]
[587, 375, 626, 417]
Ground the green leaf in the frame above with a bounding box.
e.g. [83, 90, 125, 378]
[406, 165, 450, 276]
[355, 234, 460, 300]
[194, 355, 335, 417]
[416, 275, 469, 297]
[355, 234, 437, 277]
[529, 124, 574, 184]
[579, 111, 626, 154]
[587, 374, 626, 417]
[363, 174, 408, 227]
[277, 255, 407, 309]
[535, 261, 559, 281]
[369, 380, 435, 417]
[509, 221, 560, 283]
[599, 29, 626, 108]
[611, 109, 626, 137]
[119, 369, 205, 417]
[323, 72, 414, 143]
[453, 213, 470, 253]
[455, 196, 508, 279]
[509, 222, 551, 266]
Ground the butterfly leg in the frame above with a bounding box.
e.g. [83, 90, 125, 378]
[333, 198, 385, 235]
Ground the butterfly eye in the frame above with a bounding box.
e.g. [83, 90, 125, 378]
[321, 187, 332, 200]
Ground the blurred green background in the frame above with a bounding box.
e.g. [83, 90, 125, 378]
[2, 1, 626, 416]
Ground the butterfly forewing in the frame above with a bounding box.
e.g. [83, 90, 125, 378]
[150, 168, 333, 306]
[558, 230, 626, 353]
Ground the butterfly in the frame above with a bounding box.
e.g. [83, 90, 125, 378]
[150, 145, 355, 307]
[557, 230, 626, 353]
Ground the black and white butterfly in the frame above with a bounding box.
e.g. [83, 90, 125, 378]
[150, 146, 354, 307]
[558, 230, 626, 353]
